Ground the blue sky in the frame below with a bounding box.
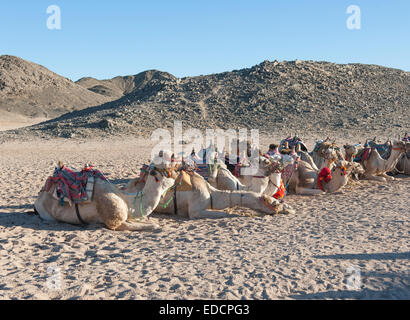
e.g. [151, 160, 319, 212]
[1, 0, 409, 81]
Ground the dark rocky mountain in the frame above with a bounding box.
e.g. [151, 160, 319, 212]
[2, 58, 409, 140]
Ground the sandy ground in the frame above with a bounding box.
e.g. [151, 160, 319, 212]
[0, 111, 47, 131]
[0, 135, 408, 300]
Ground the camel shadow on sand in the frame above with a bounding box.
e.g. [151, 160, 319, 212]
[0, 208, 103, 232]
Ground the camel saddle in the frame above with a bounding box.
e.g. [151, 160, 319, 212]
[174, 171, 193, 192]
[279, 137, 308, 152]
[354, 147, 371, 163]
[42, 165, 107, 205]
[194, 163, 210, 181]
[365, 141, 391, 160]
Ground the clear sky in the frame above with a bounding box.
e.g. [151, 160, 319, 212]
[1, 0, 409, 81]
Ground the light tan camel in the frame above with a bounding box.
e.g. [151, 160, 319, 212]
[203, 157, 295, 213]
[361, 140, 409, 182]
[294, 144, 319, 171]
[395, 151, 410, 175]
[343, 144, 364, 162]
[34, 165, 175, 231]
[287, 159, 354, 195]
[310, 139, 343, 170]
[341, 144, 366, 179]
[126, 149, 293, 217]
[124, 170, 290, 218]
[208, 156, 283, 194]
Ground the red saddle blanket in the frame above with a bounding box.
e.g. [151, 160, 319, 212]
[42, 165, 107, 204]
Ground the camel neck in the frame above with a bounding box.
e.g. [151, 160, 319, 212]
[321, 170, 348, 193]
[247, 175, 269, 193]
[384, 149, 404, 172]
[123, 178, 165, 219]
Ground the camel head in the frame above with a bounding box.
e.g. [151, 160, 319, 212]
[323, 147, 338, 162]
[266, 156, 285, 173]
[147, 165, 175, 188]
[259, 195, 281, 215]
[331, 160, 353, 177]
[391, 140, 407, 153]
[125, 164, 176, 194]
[265, 154, 295, 175]
[343, 144, 360, 157]
[257, 156, 274, 175]
[152, 149, 176, 170]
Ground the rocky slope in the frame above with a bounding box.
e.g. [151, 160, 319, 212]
[0, 55, 111, 118]
[75, 70, 176, 100]
[1, 59, 409, 140]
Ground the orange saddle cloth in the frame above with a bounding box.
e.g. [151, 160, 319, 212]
[174, 171, 193, 192]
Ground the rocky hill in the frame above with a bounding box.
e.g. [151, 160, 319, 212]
[1, 59, 409, 140]
[0, 55, 111, 118]
[76, 70, 176, 100]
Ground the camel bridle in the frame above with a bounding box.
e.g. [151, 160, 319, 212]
[124, 166, 174, 220]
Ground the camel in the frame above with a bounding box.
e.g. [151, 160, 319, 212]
[125, 170, 292, 218]
[310, 139, 343, 170]
[360, 140, 409, 182]
[125, 151, 294, 217]
[211, 156, 280, 192]
[34, 164, 175, 231]
[343, 144, 364, 162]
[286, 158, 354, 195]
[341, 143, 366, 179]
[362, 135, 410, 176]
[395, 146, 410, 175]
[207, 155, 292, 201]
[294, 144, 319, 171]
[188, 146, 282, 195]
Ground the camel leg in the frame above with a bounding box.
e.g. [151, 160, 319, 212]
[95, 192, 130, 230]
[295, 185, 324, 195]
[363, 173, 386, 182]
[380, 173, 395, 181]
[279, 203, 296, 215]
[113, 220, 160, 231]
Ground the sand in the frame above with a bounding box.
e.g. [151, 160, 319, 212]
[0, 136, 408, 300]
[0, 111, 47, 132]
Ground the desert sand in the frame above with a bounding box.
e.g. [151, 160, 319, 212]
[0, 134, 408, 300]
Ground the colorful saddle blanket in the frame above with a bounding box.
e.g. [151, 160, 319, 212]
[365, 141, 391, 160]
[280, 137, 308, 152]
[195, 164, 210, 181]
[42, 165, 107, 204]
[281, 162, 298, 186]
[354, 147, 371, 163]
